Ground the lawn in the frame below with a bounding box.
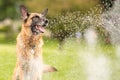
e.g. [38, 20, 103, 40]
[0, 38, 119, 80]
[0, 38, 86, 80]
[0, 44, 16, 80]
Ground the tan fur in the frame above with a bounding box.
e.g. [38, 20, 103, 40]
[12, 13, 56, 80]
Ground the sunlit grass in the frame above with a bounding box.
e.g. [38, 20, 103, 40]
[0, 44, 16, 80]
[0, 39, 86, 80]
[0, 38, 118, 80]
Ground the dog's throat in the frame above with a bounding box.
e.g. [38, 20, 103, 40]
[30, 45, 35, 54]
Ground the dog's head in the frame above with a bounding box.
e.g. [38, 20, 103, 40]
[20, 5, 48, 35]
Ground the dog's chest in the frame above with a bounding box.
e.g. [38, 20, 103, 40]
[29, 57, 43, 70]
[29, 44, 42, 55]
[30, 47, 35, 54]
[20, 38, 43, 55]
[21, 57, 43, 80]
[22, 57, 43, 70]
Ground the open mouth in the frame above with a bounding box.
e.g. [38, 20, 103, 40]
[35, 25, 45, 33]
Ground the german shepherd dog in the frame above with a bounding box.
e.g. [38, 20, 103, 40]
[12, 5, 57, 80]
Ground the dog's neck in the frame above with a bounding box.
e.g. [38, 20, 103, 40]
[20, 25, 43, 48]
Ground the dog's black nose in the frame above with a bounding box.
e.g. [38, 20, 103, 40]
[42, 19, 48, 27]
[43, 24, 46, 27]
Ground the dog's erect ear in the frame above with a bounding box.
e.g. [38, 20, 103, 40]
[43, 64, 57, 73]
[20, 5, 29, 20]
[41, 8, 48, 16]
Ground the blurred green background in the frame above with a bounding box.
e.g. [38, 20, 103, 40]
[0, 0, 114, 43]
[0, 0, 119, 80]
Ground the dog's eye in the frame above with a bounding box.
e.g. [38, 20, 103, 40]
[34, 15, 39, 18]
[32, 15, 40, 19]
[32, 16, 40, 21]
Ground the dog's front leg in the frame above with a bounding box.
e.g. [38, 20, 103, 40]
[12, 66, 24, 80]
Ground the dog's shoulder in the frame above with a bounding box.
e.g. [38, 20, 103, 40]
[38, 37, 44, 47]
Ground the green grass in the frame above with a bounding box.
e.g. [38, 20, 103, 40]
[0, 38, 86, 80]
[0, 38, 119, 80]
[43, 39, 86, 80]
[0, 44, 16, 80]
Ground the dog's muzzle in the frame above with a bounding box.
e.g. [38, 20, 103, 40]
[35, 25, 45, 33]
[31, 19, 48, 34]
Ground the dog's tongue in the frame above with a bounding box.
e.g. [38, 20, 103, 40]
[36, 25, 45, 33]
